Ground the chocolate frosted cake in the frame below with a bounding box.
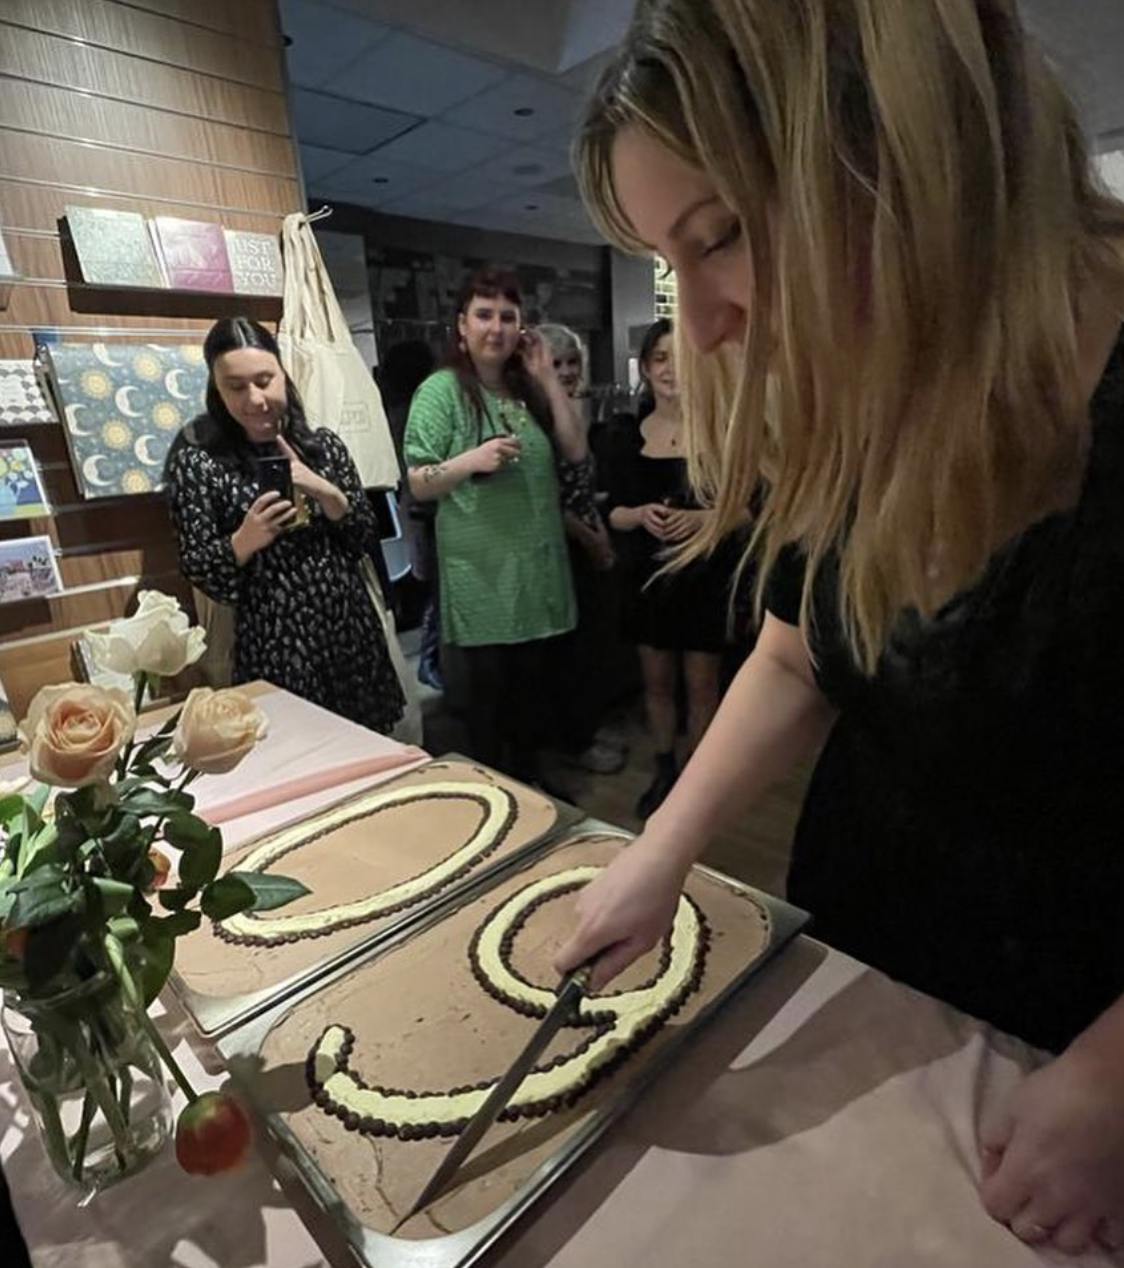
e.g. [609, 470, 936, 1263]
[255, 834, 773, 1240]
[172, 761, 560, 1008]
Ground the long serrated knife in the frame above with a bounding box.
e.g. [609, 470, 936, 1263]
[390, 964, 592, 1234]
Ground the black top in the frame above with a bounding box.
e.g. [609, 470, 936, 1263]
[165, 424, 405, 736]
[766, 329, 1124, 1051]
[604, 416, 742, 653]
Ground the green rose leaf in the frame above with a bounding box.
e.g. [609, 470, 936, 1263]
[201, 875, 256, 922]
[163, 812, 213, 850]
[91, 876, 135, 917]
[228, 871, 310, 912]
[19, 822, 62, 877]
[8, 868, 84, 929]
[132, 735, 173, 767]
[0, 794, 25, 827]
[136, 928, 175, 1005]
[150, 910, 201, 938]
[157, 886, 193, 913]
[177, 832, 222, 891]
[26, 782, 50, 817]
[120, 790, 184, 819]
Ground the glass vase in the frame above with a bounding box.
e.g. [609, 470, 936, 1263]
[2, 973, 173, 1195]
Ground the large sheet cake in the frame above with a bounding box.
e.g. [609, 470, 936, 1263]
[246, 833, 778, 1243]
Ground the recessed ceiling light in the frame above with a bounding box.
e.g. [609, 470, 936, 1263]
[524, 203, 539, 211]
[513, 106, 535, 117]
[282, 33, 293, 47]
[372, 177, 389, 184]
[512, 163, 542, 176]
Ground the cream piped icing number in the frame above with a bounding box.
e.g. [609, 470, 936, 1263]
[215, 781, 517, 946]
[304, 866, 713, 1138]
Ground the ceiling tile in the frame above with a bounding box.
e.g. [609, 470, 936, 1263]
[445, 73, 581, 142]
[311, 153, 440, 202]
[370, 121, 510, 172]
[469, 145, 574, 189]
[298, 143, 354, 182]
[291, 89, 420, 153]
[280, 0, 390, 88]
[328, 33, 509, 116]
[412, 171, 524, 211]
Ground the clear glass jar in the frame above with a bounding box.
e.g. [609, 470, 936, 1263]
[2, 973, 173, 1195]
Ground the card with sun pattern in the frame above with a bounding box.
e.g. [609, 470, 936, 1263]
[0, 443, 49, 520]
[39, 342, 206, 499]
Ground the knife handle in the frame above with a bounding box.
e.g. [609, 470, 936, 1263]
[569, 963, 594, 992]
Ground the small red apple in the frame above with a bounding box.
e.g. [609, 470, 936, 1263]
[174, 1092, 252, 1176]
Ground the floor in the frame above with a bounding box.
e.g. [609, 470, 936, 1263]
[401, 629, 811, 900]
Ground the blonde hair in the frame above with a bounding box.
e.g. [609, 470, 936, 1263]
[576, 0, 1124, 671]
[538, 322, 590, 394]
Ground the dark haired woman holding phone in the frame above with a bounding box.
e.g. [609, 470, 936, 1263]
[404, 269, 586, 782]
[164, 316, 405, 734]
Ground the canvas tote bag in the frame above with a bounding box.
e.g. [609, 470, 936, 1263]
[277, 213, 422, 745]
[277, 213, 399, 488]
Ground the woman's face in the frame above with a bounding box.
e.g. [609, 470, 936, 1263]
[213, 347, 288, 444]
[553, 342, 584, 397]
[612, 126, 753, 355]
[643, 334, 677, 403]
[458, 293, 522, 374]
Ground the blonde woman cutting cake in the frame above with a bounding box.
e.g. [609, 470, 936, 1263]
[556, 0, 1124, 1254]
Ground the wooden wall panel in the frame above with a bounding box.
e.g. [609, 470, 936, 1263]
[0, 26, 289, 134]
[0, 0, 301, 703]
[0, 82, 299, 177]
[3, 0, 286, 91]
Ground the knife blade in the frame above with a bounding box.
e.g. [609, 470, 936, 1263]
[390, 964, 592, 1234]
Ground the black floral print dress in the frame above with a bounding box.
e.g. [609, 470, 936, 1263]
[165, 423, 405, 734]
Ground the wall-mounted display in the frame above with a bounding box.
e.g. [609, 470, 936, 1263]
[0, 443, 50, 520]
[0, 535, 62, 603]
[224, 229, 284, 296]
[65, 205, 165, 289]
[152, 216, 234, 292]
[40, 341, 206, 499]
[0, 361, 57, 427]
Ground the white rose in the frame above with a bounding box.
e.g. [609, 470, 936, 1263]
[84, 591, 207, 678]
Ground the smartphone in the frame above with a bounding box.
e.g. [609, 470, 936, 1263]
[256, 455, 293, 502]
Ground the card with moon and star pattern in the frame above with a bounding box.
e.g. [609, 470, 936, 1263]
[38, 341, 207, 499]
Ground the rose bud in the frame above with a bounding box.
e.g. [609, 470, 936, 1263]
[175, 1092, 253, 1176]
[147, 847, 172, 890]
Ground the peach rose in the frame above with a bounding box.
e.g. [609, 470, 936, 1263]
[19, 684, 136, 788]
[172, 688, 268, 776]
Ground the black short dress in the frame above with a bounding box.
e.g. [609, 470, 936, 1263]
[768, 329, 1124, 1052]
[604, 417, 743, 654]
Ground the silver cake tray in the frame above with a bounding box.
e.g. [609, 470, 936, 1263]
[169, 755, 583, 1038]
[216, 821, 809, 1268]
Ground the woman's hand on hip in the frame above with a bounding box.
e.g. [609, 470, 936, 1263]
[979, 1043, 1124, 1255]
[466, 435, 523, 475]
[232, 491, 295, 563]
[554, 833, 690, 992]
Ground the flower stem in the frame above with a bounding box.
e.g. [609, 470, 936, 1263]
[118, 1066, 133, 1129]
[70, 1091, 95, 1182]
[135, 1010, 196, 1105]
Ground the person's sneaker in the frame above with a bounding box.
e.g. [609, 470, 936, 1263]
[594, 723, 630, 758]
[417, 658, 444, 691]
[635, 754, 678, 819]
[573, 739, 626, 775]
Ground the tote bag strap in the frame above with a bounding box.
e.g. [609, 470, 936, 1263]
[299, 226, 353, 347]
[279, 213, 310, 340]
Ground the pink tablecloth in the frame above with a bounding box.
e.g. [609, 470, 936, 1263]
[2, 691, 1117, 1266]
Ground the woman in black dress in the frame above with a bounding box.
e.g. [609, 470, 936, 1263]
[558, 0, 1124, 1256]
[607, 319, 740, 817]
[164, 317, 404, 734]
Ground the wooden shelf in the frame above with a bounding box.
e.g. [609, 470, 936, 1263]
[58, 224, 281, 322]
